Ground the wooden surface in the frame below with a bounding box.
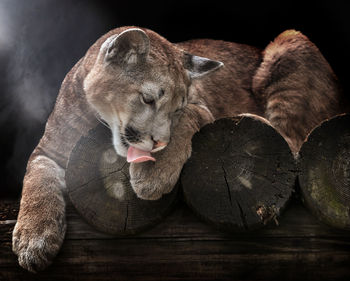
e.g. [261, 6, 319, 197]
[182, 116, 296, 231]
[1, 192, 350, 281]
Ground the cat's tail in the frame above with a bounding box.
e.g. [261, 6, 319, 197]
[252, 29, 343, 155]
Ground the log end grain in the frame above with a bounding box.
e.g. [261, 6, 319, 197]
[181, 115, 296, 232]
[66, 124, 178, 235]
[299, 114, 350, 230]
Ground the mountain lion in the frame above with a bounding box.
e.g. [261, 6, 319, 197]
[12, 27, 343, 272]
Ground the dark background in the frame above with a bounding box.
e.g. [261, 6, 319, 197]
[0, 0, 349, 198]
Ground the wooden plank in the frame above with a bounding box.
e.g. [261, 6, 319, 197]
[1, 197, 350, 280]
[1, 197, 348, 242]
[1, 238, 350, 280]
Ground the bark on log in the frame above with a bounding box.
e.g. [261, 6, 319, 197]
[299, 114, 350, 230]
[181, 115, 296, 232]
[65, 123, 179, 235]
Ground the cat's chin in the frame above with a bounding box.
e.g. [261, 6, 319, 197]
[113, 143, 127, 158]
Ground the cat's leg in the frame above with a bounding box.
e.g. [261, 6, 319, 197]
[130, 103, 214, 200]
[12, 152, 66, 273]
[253, 30, 342, 155]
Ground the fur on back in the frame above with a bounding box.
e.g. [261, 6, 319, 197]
[252, 30, 342, 153]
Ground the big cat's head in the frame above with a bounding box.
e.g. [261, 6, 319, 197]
[84, 27, 223, 160]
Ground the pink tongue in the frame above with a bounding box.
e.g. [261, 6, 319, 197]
[127, 146, 156, 163]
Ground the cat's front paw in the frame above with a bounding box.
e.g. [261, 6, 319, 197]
[12, 216, 66, 273]
[130, 161, 180, 200]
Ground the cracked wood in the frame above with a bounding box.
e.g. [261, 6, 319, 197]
[65, 123, 178, 235]
[181, 115, 296, 231]
[299, 114, 350, 230]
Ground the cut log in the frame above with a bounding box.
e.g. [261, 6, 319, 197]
[65, 124, 179, 235]
[299, 114, 350, 230]
[181, 115, 296, 232]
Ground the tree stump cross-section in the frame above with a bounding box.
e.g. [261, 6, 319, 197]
[299, 114, 350, 230]
[181, 115, 296, 232]
[66, 123, 179, 235]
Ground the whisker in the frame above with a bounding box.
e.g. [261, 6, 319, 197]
[120, 132, 141, 143]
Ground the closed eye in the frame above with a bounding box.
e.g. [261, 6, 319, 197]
[139, 92, 155, 105]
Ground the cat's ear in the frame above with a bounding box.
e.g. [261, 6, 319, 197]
[104, 28, 150, 66]
[183, 53, 223, 79]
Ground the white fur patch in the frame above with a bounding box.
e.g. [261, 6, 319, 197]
[111, 123, 122, 152]
[141, 81, 159, 95]
[125, 50, 138, 64]
[197, 104, 215, 122]
[100, 34, 118, 53]
[110, 120, 128, 157]
[150, 144, 167, 153]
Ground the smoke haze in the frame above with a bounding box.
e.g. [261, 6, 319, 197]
[0, 0, 112, 197]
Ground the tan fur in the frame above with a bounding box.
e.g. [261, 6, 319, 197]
[13, 27, 343, 272]
[253, 30, 342, 153]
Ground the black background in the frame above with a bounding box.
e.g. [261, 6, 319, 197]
[0, 0, 349, 198]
